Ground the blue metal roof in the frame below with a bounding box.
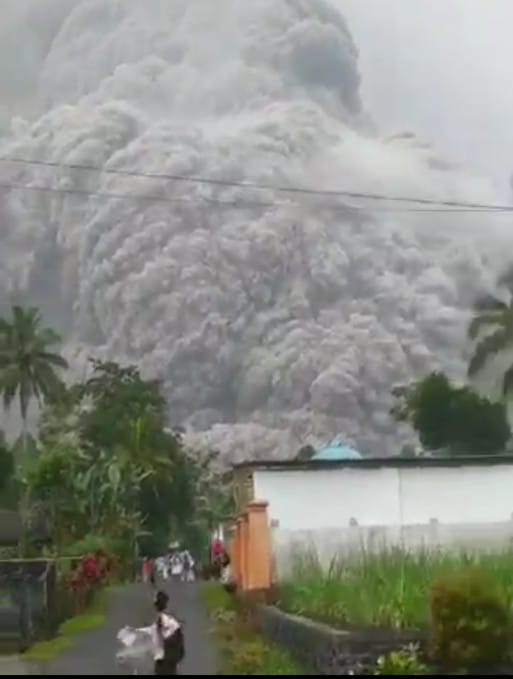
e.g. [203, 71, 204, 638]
[312, 438, 362, 461]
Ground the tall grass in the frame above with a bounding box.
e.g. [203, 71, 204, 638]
[277, 548, 513, 630]
[200, 583, 306, 675]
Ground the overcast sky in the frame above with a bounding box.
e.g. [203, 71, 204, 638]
[340, 0, 513, 197]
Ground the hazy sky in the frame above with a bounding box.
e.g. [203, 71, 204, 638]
[340, 0, 513, 196]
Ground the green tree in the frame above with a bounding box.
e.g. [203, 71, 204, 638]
[22, 432, 152, 552]
[37, 358, 233, 558]
[467, 268, 513, 394]
[0, 306, 68, 448]
[77, 358, 166, 451]
[0, 430, 16, 507]
[392, 372, 510, 455]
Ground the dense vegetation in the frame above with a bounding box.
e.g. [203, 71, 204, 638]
[389, 267, 513, 457]
[0, 304, 232, 560]
[279, 549, 513, 674]
[391, 372, 510, 455]
[278, 549, 513, 629]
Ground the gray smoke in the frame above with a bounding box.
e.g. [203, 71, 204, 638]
[0, 0, 511, 460]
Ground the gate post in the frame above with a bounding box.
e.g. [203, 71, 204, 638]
[245, 500, 271, 592]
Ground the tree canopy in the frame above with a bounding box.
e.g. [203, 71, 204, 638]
[0, 305, 68, 442]
[392, 372, 511, 456]
[31, 354, 231, 557]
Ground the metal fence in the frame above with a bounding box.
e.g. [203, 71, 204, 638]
[0, 559, 74, 652]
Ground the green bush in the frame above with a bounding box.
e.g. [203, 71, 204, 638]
[60, 534, 127, 559]
[228, 636, 303, 675]
[430, 569, 512, 672]
[374, 644, 429, 675]
[201, 582, 236, 614]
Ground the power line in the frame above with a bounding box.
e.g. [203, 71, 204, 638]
[0, 179, 510, 214]
[1, 155, 512, 212]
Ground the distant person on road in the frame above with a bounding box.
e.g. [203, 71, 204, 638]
[169, 552, 183, 580]
[142, 556, 152, 584]
[181, 549, 195, 582]
[210, 538, 225, 580]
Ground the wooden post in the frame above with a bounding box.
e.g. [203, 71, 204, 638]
[245, 500, 271, 592]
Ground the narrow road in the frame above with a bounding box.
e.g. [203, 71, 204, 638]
[12, 580, 218, 675]
[42, 584, 153, 675]
[160, 579, 219, 676]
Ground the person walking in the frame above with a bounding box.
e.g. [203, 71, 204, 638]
[181, 550, 195, 582]
[142, 556, 152, 584]
[117, 590, 185, 675]
[153, 590, 185, 675]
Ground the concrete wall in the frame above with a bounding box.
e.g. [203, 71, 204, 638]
[254, 604, 424, 675]
[252, 463, 513, 577]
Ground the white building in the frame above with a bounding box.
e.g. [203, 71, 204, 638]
[233, 456, 513, 577]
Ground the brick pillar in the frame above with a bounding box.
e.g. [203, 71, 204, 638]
[245, 500, 271, 592]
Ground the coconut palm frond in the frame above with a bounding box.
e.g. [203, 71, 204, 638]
[502, 364, 513, 396]
[467, 311, 505, 340]
[468, 328, 510, 377]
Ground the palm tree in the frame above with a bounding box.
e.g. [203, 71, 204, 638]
[467, 268, 513, 395]
[0, 306, 68, 449]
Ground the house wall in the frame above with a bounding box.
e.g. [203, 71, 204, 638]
[252, 463, 513, 577]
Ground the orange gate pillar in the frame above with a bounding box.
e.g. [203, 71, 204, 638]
[239, 512, 249, 591]
[245, 500, 272, 591]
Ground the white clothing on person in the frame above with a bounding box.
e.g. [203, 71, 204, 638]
[118, 613, 180, 661]
[180, 550, 195, 582]
[170, 554, 183, 577]
[221, 564, 232, 585]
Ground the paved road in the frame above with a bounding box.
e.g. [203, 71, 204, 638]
[43, 584, 154, 675]
[160, 579, 219, 676]
[23, 580, 218, 675]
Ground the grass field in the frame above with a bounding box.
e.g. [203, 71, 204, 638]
[277, 548, 513, 629]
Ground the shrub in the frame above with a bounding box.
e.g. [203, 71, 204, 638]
[228, 636, 303, 675]
[62, 550, 112, 616]
[375, 644, 429, 675]
[430, 569, 512, 672]
[201, 582, 236, 614]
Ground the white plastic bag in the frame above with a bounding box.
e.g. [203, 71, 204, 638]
[116, 626, 154, 675]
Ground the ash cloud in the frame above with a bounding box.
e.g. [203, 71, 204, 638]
[0, 0, 510, 459]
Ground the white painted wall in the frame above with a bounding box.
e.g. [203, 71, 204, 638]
[252, 463, 513, 577]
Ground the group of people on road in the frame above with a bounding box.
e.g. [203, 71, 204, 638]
[157, 549, 196, 582]
[141, 549, 196, 586]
